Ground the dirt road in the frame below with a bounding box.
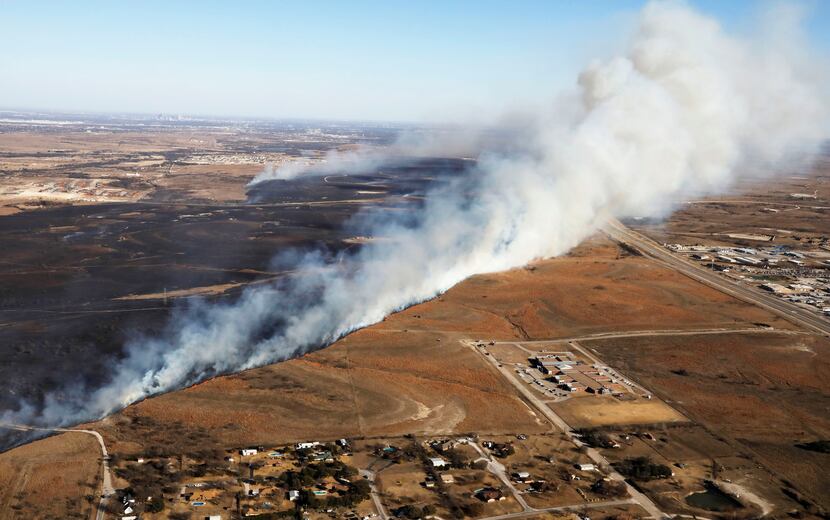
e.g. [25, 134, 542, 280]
[0, 423, 114, 520]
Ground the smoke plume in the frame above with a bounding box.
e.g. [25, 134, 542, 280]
[3, 1, 828, 431]
[250, 127, 488, 182]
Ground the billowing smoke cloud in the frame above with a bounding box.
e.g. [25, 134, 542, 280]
[3, 1, 828, 431]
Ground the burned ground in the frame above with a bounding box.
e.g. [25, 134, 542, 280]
[0, 121, 472, 444]
[2, 121, 830, 518]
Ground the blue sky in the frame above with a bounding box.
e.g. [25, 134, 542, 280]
[1, 1, 828, 122]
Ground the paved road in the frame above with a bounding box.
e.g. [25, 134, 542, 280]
[604, 218, 830, 336]
[491, 326, 811, 346]
[478, 498, 639, 520]
[465, 341, 667, 519]
[378, 326, 809, 344]
[0, 423, 114, 520]
[359, 469, 389, 520]
[467, 441, 531, 511]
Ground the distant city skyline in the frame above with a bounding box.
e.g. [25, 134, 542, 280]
[2, 0, 828, 123]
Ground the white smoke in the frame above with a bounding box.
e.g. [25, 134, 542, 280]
[250, 127, 488, 182]
[3, 0, 828, 430]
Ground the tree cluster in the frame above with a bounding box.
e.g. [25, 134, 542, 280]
[795, 440, 830, 453]
[278, 461, 357, 489]
[281, 462, 369, 510]
[590, 479, 627, 498]
[613, 457, 672, 481]
[576, 429, 616, 449]
[392, 504, 437, 519]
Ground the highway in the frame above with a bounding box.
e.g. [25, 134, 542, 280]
[0, 423, 114, 520]
[604, 218, 830, 336]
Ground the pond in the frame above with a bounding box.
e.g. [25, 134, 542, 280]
[686, 483, 743, 512]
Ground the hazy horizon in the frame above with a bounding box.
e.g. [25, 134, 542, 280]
[3, 0, 829, 124]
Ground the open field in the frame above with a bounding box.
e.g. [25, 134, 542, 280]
[0, 115, 396, 211]
[103, 328, 548, 452]
[0, 118, 467, 418]
[627, 160, 830, 323]
[1, 121, 829, 519]
[589, 331, 830, 512]
[6, 224, 822, 517]
[549, 399, 684, 429]
[632, 158, 830, 249]
[57, 230, 820, 518]
[85, 232, 799, 456]
[0, 431, 101, 519]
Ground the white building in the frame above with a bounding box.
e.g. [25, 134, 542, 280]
[736, 256, 761, 266]
[789, 283, 813, 292]
[240, 448, 257, 456]
[761, 283, 790, 294]
[430, 457, 448, 468]
[575, 463, 596, 471]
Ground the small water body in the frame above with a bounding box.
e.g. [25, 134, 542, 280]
[686, 483, 742, 512]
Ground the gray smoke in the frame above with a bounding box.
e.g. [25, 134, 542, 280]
[3, 0, 828, 429]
